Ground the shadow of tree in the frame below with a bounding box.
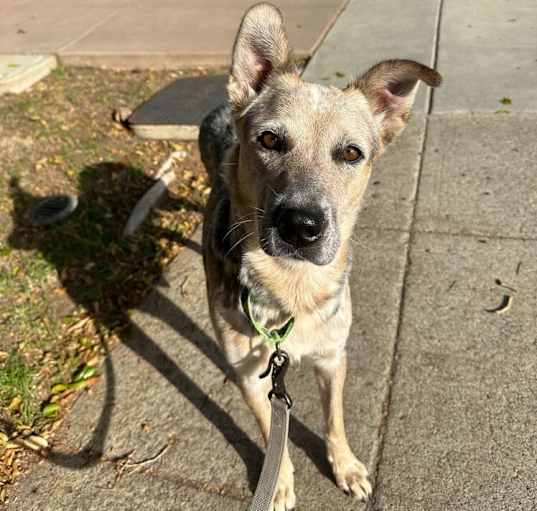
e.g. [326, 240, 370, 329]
[7, 162, 332, 492]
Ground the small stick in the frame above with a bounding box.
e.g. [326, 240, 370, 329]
[125, 444, 169, 472]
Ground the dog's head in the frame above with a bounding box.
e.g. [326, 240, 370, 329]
[228, 3, 441, 266]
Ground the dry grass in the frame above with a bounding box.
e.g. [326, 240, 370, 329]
[0, 65, 213, 503]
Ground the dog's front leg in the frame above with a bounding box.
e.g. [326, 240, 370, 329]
[240, 371, 296, 511]
[314, 351, 372, 501]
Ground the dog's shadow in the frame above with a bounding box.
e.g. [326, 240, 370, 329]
[7, 163, 333, 492]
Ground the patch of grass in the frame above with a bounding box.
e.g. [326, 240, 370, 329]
[0, 352, 38, 426]
[0, 65, 212, 502]
[50, 66, 66, 80]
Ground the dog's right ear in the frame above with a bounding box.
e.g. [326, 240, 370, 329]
[228, 3, 289, 112]
[348, 59, 442, 149]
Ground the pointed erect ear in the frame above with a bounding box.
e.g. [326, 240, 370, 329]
[228, 3, 290, 111]
[349, 59, 442, 148]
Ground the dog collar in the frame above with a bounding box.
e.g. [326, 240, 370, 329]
[241, 288, 294, 346]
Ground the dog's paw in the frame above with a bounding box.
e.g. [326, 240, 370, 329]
[273, 460, 296, 511]
[327, 447, 372, 502]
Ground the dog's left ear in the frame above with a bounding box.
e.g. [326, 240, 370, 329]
[228, 3, 290, 112]
[349, 59, 442, 148]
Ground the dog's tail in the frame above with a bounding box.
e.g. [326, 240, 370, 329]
[198, 104, 235, 185]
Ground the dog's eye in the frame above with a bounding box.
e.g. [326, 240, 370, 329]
[343, 145, 363, 163]
[258, 131, 282, 151]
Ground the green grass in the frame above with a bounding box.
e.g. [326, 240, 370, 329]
[0, 352, 38, 426]
[50, 66, 66, 80]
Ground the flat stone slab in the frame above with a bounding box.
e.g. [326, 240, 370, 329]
[302, 0, 441, 112]
[10, 225, 409, 510]
[433, 1, 537, 112]
[359, 115, 425, 232]
[0, 55, 56, 94]
[415, 113, 537, 239]
[1, 0, 345, 69]
[129, 75, 227, 140]
[374, 232, 537, 510]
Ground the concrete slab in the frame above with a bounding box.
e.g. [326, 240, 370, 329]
[433, 1, 537, 113]
[10, 227, 409, 510]
[129, 75, 227, 140]
[358, 115, 425, 232]
[0, 0, 345, 69]
[0, 4, 118, 54]
[415, 114, 537, 239]
[0, 54, 56, 94]
[302, 0, 441, 112]
[62, 3, 343, 69]
[374, 232, 537, 510]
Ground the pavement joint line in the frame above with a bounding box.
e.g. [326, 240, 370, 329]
[145, 472, 250, 503]
[365, 109, 436, 508]
[309, 0, 351, 58]
[412, 228, 537, 243]
[99, 450, 250, 502]
[365, 0, 443, 484]
[356, 224, 537, 244]
[56, 9, 121, 53]
[428, 0, 445, 115]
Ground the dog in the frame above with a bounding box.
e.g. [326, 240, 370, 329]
[199, 3, 441, 509]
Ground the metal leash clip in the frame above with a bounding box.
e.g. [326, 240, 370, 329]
[259, 348, 293, 409]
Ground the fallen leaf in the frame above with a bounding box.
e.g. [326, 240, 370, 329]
[42, 403, 61, 417]
[485, 294, 513, 314]
[8, 396, 22, 411]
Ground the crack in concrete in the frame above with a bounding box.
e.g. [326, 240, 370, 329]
[142, 470, 251, 503]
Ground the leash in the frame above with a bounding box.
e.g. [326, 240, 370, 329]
[242, 290, 294, 511]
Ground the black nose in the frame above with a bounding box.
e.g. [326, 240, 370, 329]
[275, 207, 327, 248]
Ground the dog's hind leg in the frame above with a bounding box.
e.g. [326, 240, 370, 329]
[314, 351, 372, 501]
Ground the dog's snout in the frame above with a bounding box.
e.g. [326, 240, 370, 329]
[275, 207, 327, 248]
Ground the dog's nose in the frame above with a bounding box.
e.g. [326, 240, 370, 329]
[275, 207, 327, 248]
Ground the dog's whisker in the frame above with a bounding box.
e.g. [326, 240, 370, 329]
[222, 219, 254, 242]
[225, 231, 253, 257]
[267, 185, 280, 199]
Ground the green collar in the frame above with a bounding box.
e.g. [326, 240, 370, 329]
[241, 288, 295, 346]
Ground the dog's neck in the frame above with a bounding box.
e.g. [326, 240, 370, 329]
[240, 241, 351, 319]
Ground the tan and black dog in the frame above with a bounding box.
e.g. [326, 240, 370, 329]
[199, 3, 441, 509]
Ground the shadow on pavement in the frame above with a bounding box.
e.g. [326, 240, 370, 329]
[7, 163, 332, 492]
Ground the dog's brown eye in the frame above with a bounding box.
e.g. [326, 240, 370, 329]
[259, 131, 281, 150]
[343, 145, 363, 163]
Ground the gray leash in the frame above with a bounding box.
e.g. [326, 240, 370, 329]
[248, 350, 292, 511]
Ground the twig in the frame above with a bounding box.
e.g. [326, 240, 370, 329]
[124, 444, 169, 472]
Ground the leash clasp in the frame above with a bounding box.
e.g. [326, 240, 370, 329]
[259, 348, 292, 409]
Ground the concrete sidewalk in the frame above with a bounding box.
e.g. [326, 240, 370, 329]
[1, 0, 345, 69]
[9, 1, 537, 510]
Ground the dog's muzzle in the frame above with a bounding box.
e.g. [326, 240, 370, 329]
[261, 198, 339, 265]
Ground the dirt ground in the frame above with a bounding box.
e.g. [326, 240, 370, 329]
[0, 66, 214, 503]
